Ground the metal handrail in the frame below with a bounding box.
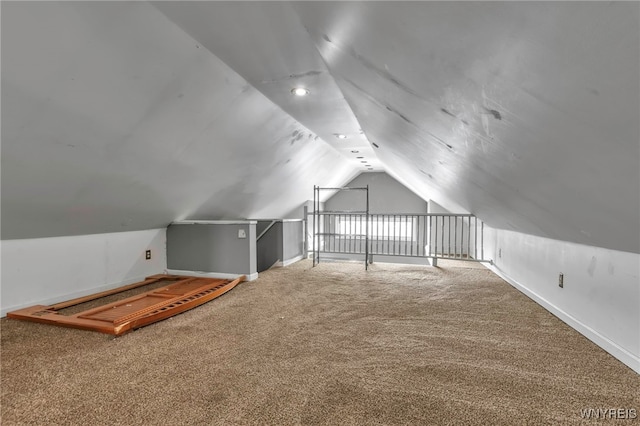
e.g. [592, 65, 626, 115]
[308, 212, 491, 263]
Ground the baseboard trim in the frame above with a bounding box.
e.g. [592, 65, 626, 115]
[486, 264, 640, 375]
[281, 254, 304, 267]
[166, 269, 258, 282]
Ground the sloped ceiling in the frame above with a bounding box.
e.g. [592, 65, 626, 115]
[2, 2, 639, 254]
[1, 1, 358, 239]
[290, 1, 639, 254]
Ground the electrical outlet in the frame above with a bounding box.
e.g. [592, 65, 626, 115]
[558, 273, 564, 288]
[238, 229, 246, 239]
[145, 250, 151, 260]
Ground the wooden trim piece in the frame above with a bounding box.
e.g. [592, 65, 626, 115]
[7, 274, 246, 335]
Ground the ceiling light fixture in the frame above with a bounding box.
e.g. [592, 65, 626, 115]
[291, 87, 310, 96]
[351, 150, 359, 153]
[335, 134, 347, 139]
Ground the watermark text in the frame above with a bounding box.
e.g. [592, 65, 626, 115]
[580, 408, 637, 420]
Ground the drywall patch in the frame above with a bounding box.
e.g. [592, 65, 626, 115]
[587, 256, 597, 277]
[484, 107, 502, 120]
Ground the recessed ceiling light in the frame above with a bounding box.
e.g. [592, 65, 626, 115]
[351, 150, 359, 153]
[291, 87, 310, 96]
[368, 168, 373, 170]
[335, 134, 347, 139]
[356, 156, 364, 159]
[361, 161, 367, 163]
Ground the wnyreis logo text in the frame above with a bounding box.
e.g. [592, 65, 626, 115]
[580, 408, 637, 420]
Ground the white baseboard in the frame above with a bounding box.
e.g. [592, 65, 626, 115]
[271, 254, 304, 268]
[1, 274, 151, 317]
[280, 254, 304, 267]
[166, 269, 258, 281]
[487, 264, 640, 375]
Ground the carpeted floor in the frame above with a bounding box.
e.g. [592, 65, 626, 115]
[1, 259, 638, 425]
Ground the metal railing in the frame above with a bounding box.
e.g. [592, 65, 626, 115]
[308, 212, 490, 264]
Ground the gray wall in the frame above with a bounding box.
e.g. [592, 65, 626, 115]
[282, 220, 304, 260]
[324, 172, 428, 214]
[256, 220, 304, 272]
[256, 221, 283, 272]
[167, 222, 256, 276]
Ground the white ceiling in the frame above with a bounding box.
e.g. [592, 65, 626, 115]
[2, 1, 638, 254]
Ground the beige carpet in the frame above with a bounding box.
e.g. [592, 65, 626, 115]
[1, 259, 638, 425]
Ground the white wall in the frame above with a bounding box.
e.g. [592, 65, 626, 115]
[484, 227, 640, 374]
[1, 229, 166, 316]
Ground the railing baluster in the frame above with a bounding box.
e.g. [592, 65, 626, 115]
[445, 216, 449, 258]
[454, 216, 458, 258]
[440, 216, 444, 257]
[376, 214, 380, 255]
[431, 215, 435, 257]
[350, 214, 353, 253]
[427, 216, 431, 257]
[404, 215, 407, 256]
[337, 214, 340, 253]
[474, 216, 478, 260]
[328, 214, 340, 255]
[467, 217, 471, 259]
[412, 216, 416, 256]
[328, 214, 331, 253]
[394, 215, 397, 255]
[359, 214, 362, 254]
[481, 221, 484, 261]
[326, 214, 329, 253]
[389, 215, 392, 255]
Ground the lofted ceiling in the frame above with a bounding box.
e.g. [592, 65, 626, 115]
[2, 1, 638, 254]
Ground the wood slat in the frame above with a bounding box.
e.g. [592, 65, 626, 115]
[47, 276, 179, 310]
